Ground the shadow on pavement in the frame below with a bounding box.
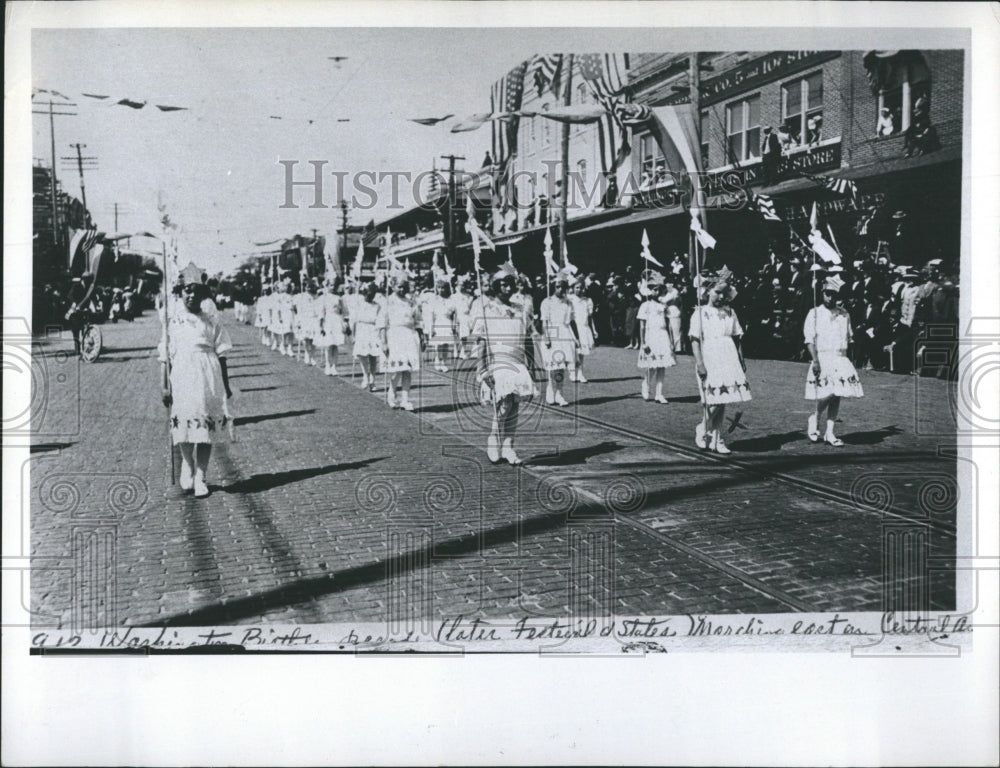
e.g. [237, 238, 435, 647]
[233, 408, 315, 426]
[30, 442, 75, 453]
[219, 456, 389, 494]
[574, 393, 639, 406]
[728, 430, 807, 453]
[529, 440, 626, 466]
[239, 386, 279, 393]
[229, 372, 276, 379]
[840, 425, 903, 445]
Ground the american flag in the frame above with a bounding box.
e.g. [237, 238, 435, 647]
[68, 227, 100, 273]
[801, 171, 858, 201]
[490, 61, 528, 171]
[528, 54, 564, 98]
[578, 53, 632, 174]
[749, 192, 782, 221]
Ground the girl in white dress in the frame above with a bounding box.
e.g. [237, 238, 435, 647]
[254, 287, 270, 346]
[666, 284, 684, 353]
[430, 281, 458, 372]
[569, 279, 597, 383]
[455, 279, 476, 360]
[317, 280, 346, 376]
[159, 282, 233, 498]
[637, 281, 677, 404]
[294, 284, 319, 366]
[377, 278, 421, 410]
[804, 275, 864, 446]
[473, 267, 537, 465]
[272, 282, 294, 355]
[351, 282, 382, 391]
[689, 275, 751, 454]
[537, 276, 577, 406]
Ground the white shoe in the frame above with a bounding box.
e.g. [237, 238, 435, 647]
[328, 365, 338, 377]
[179, 462, 193, 492]
[641, 379, 649, 401]
[654, 394, 669, 404]
[824, 432, 844, 447]
[568, 371, 578, 382]
[807, 413, 820, 442]
[711, 431, 732, 455]
[545, 385, 555, 405]
[695, 422, 709, 450]
[193, 473, 210, 498]
[440, 365, 449, 373]
[386, 390, 397, 408]
[577, 373, 588, 383]
[500, 439, 522, 465]
[486, 432, 500, 463]
[554, 394, 569, 407]
[400, 397, 414, 412]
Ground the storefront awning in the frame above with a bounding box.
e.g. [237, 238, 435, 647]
[571, 204, 686, 236]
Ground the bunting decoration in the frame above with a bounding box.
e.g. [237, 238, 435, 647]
[578, 53, 633, 174]
[409, 114, 454, 126]
[748, 191, 782, 222]
[490, 60, 529, 215]
[801, 171, 858, 201]
[528, 54, 564, 98]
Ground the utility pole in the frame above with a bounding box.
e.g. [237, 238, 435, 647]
[558, 54, 574, 267]
[440, 154, 465, 265]
[67, 143, 95, 214]
[32, 98, 78, 250]
[339, 199, 349, 255]
[114, 202, 119, 231]
[689, 52, 703, 277]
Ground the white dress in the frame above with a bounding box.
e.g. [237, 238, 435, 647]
[456, 292, 475, 338]
[470, 297, 537, 402]
[253, 294, 268, 328]
[570, 295, 595, 355]
[159, 308, 233, 445]
[638, 300, 677, 369]
[317, 292, 345, 347]
[429, 295, 458, 347]
[537, 295, 577, 372]
[351, 300, 382, 358]
[272, 293, 293, 334]
[377, 294, 421, 372]
[689, 305, 752, 405]
[804, 305, 864, 399]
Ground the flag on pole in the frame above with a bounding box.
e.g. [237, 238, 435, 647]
[543, 227, 559, 276]
[562, 242, 579, 275]
[690, 212, 717, 250]
[749, 191, 782, 222]
[808, 202, 842, 266]
[640, 228, 665, 267]
[68, 228, 100, 274]
[465, 194, 496, 258]
[351, 237, 364, 279]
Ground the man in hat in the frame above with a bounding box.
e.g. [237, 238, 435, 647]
[804, 275, 864, 446]
[473, 265, 536, 464]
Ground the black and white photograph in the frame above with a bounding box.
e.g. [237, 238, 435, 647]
[4, 2, 998, 765]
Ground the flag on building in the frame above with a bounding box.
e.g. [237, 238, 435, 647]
[578, 53, 633, 175]
[490, 61, 528, 170]
[801, 171, 858, 201]
[528, 54, 564, 98]
[749, 191, 782, 221]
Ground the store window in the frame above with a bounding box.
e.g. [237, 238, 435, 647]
[726, 94, 761, 164]
[781, 72, 823, 148]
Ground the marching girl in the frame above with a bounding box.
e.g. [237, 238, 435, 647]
[377, 277, 421, 410]
[537, 275, 577, 406]
[429, 280, 458, 372]
[804, 275, 864, 446]
[272, 281, 294, 355]
[159, 282, 233, 498]
[317, 279, 346, 376]
[293, 283, 318, 365]
[351, 281, 383, 390]
[569, 278, 597, 383]
[473, 266, 537, 465]
[666, 281, 684, 354]
[637, 279, 677, 404]
[254, 286, 270, 346]
[455, 278, 476, 360]
[689, 273, 751, 454]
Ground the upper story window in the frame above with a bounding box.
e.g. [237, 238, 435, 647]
[781, 72, 823, 148]
[699, 108, 710, 169]
[639, 133, 666, 189]
[577, 83, 589, 105]
[864, 50, 932, 138]
[541, 103, 552, 145]
[726, 94, 761, 164]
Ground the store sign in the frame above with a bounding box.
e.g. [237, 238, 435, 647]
[664, 50, 840, 106]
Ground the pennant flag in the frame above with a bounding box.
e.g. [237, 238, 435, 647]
[640, 228, 665, 267]
[533, 104, 607, 124]
[116, 98, 147, 109]
[465, 194, 496, 256]
[490, 60, 529, 178]
[543, 227, 559, 276]
[801, 171, 858, 201]
[690, 212, 717, 250]
[808, 203, 842, 266]
[749, 191, 782, 222]
[561, 242, 579, 275]
[155, 104, 188, 112]
[352, 237, 364, 278]
[410, 114, 453, 126]
[528, 54, 564, 98]
[443, 251, 454, 279]
[81, 93, 110, 100]
[450, 113, 492, 133]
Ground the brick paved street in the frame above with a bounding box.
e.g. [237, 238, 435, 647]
[28, 311, 957, 629]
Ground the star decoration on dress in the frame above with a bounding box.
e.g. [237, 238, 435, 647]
[719, 384, 729, 394]
[707, 385, 716, 395]
[171, 416, 179, 428]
